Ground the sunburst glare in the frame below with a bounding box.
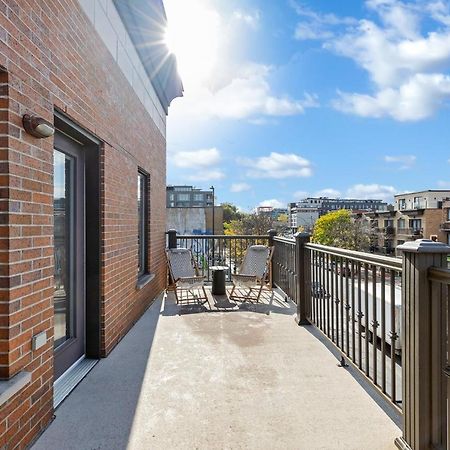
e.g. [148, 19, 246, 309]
[164, 0, 220, 87]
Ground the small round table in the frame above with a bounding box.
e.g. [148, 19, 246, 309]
[210, 266, 229, 295]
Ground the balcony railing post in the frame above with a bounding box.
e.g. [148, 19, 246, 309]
[267, 229, 277, 247]
[395, 239, 450, 450]
[295, 232, 311, 326]
[268, 229, 277, 287]
[167, 229, 177, 249]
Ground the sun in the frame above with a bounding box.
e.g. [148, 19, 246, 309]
[164, 0, 220, 86]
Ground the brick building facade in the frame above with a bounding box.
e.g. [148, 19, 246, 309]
[0, 1, 182, 448]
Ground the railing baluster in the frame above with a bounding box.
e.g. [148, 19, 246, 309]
[372, 264, 378, 386]
[351, 260, 356, 362]
[390, 269, 397, 404]
[330, 255, 335, 343]
[335, 255, 340, 348]
[319, 252, 323, 331]
[312, 251, 318, 325]
[357, 261, 363, 371]
[364, 263, 370, 377]
[340, 257, 344, 352]
[326, 253, 330, 338]
[345, 258, 350, 356]
[380, 267, 386, 394]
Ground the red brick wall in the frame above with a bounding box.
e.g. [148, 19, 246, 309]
[0, 0, 168, 448]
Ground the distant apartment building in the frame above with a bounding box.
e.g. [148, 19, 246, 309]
[288, 205, 319, 231]
[442, 199, 450, 245]
[256, 206, 288, 220]
[166, 186, 222, 234]
[364, 190, 450, 254]
[289, 197, 387, 231]
[167, 185, 214, 208]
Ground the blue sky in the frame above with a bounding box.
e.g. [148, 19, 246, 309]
[164, 0, 450, 211]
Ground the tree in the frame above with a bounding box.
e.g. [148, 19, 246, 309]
[225, 213, 272, 235]
[312, 209, 371, 251]
[222, 202, 243, 223]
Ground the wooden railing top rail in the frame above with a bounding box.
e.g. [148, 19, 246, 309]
[273, 236, 295, 245]
[305, 242, 403, 272]
[428, 267, 450, 285]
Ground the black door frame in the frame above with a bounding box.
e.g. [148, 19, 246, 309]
[54, 111, 101, 374]
[53, 132, 85, 379]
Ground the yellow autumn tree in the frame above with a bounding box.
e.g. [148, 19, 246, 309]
[312, 209, 370, 251]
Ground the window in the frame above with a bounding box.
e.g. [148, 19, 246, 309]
[409, 219, 422, 230]
[177, 193, 189, 201]
[447, 209, 450, 221]
[398, 218, 406, 229]
[398, 199, 406, 210]
[193, 193, 204, 201]
[138, 171, 149, 277]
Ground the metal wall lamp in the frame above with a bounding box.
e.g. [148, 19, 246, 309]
[22, 114, 55, 138]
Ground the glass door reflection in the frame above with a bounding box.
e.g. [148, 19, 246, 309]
[53, 149, 74, 349]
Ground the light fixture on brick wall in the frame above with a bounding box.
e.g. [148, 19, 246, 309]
[22, 114, 55, 138]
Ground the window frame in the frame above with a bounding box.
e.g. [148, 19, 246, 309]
[137, 170, 149, 278]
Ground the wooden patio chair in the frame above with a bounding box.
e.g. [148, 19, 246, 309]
[166, 248, 211, 308]
[230, 245, 274, 302]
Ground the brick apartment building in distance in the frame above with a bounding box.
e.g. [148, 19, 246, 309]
[289, 197, 388, 231]
[364, 190, 450, 254]
[0, 1, 182, 448]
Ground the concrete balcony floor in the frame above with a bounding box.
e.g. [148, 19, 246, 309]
[33, 287, 400, 450]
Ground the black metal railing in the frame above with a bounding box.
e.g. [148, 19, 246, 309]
[272, 237, 297, 302]
[305, 243, 403, 409]
[169, 233, 270, 282]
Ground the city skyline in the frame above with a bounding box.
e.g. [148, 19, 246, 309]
[164, 0, 450, 211]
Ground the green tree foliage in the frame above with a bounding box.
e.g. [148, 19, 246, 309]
[312, 209, 371, 251]
[225, 213, 273, 235]
[222, 202, 243, 223]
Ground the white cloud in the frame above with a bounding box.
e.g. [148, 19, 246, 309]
[314, 188, 342, 197]
[302, 0, 450, 121]
[186, 169, 225, 181]
[170, 148, 225, 182]
[230, 182, 251, 193]
[346, 183, 398, 202]
[292, 1, 357, 40]
[293, 190, 309, 199]
[437, 180, 450, 188]
[238, 152, 313, 179]
[384, 154, 417, 169]
[295, 23, 334, 40]
[258, 199, 285, 208]
[427, 1, 450, 26]
[333, 74, 450, 121]
[233, 10, 260, 29]
[170, 64, 319, 121]
[172, 148, 221, 168]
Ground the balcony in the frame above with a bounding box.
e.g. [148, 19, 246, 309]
[396, 228, 423, 238]
[33, 287, 400, 449]
[33, 233, 450, 450]
[382, 226, 395, 235]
